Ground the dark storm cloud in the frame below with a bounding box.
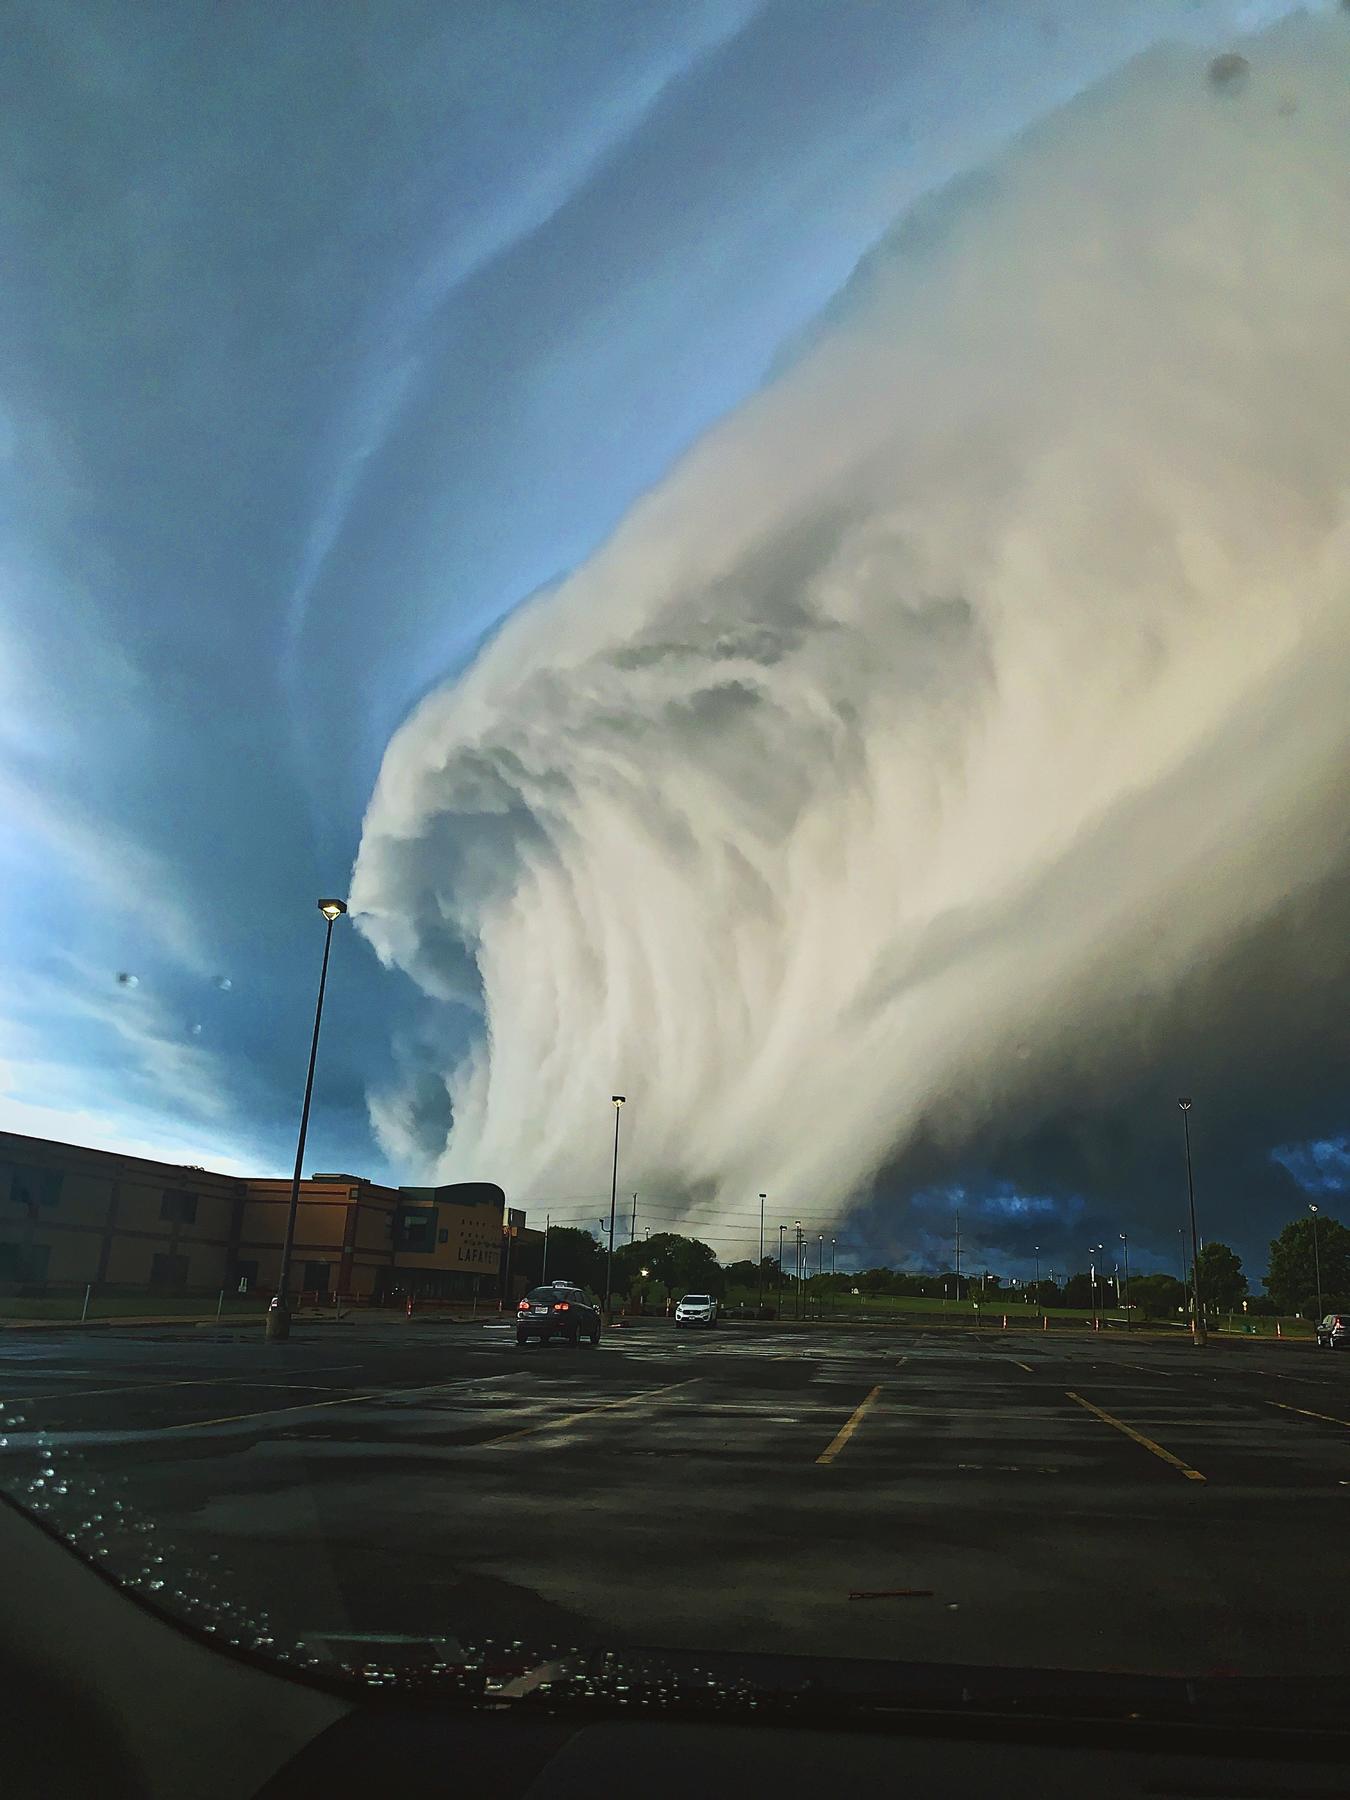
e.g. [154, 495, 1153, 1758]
[353, 12, 1350, 1285]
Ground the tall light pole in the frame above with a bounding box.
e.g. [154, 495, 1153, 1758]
[954, 1210, 962, 1299]
[1119, 1231, 1131, 1332]
[777, 1223, 786, 1319]
[757, 1194, 767, 1317]
[1310, 1202, 1325, 1324]
[795, 1220, 803, 1321]
[831, 1237, 837, 1277]
[603, 1096, 625, 1319]
[818, 1233, 825, 1277]
[1088, 1244, 1102, 1327]
[1033, 1245, 1041, 1314]
[267, 898, 347, 1343]
[1179, 1098, 1206, 1346]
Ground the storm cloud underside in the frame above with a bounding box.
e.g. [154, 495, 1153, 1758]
[354, 17, 1350, 1267]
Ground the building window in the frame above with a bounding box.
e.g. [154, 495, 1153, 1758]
[160, 1189, 198, 1224]
[0, 1242, 50, 1283]
[4, 1166, 63, 1210]
[395, 1205, 437, 1253]
[233, 1260, 259, 1293]
[438, 1229, 448, 1244]
[150, 1253, 189, 1287]
[302, 1262, 330, 1294]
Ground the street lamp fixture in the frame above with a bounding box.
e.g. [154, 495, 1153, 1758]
[266, 897, 348, 1342]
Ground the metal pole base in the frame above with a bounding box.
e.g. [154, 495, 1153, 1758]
[264, 1302, 292, 1342]
[1192, 1326, 1207, 1347]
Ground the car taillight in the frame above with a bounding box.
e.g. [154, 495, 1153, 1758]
[517, 1300, 530, 1310]
[554, 1302, 570, 1311]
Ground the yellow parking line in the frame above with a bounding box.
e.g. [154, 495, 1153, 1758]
[1066, 1390, 1205, 1482]
[164, 1372, 516, 1433]
[166, 1391, 381, 1430]
[1269, 1399, 1350, 1429]
[816, 1384, 882, 1466]
[485, 1377, 698, 1445]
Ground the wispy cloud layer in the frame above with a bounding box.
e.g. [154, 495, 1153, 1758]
[353, 15, 1350, 1259]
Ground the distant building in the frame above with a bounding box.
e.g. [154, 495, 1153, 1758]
[0, 1130, 523, 1302]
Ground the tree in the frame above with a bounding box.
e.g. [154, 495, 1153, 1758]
[1062, 1272, 1096, 1310]
[1128, 1272, 1186, 1319]
[1266, 1212, 1350, 1316]
[538, 1226, 605, 1294]
[629, 1232, 723, 1298]
[721, 1260, 760, 1290]
[1195, 1241, 1246, 1313]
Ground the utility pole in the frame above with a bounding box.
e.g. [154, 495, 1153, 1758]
[541, 1213, 550, 1284]
[1033, 1245, 1041, 1314]
[631, 1192, 638, 1244]
[604, 1096, 626, 1320]
[1179, 1098, 1206, 1346]
[1119, 1231, 1130, 1332]
[954, 1211, 962, 1300]
[831, 1237, 837, 1277]
[777, 1223, 786, 1320]
[1310, 1202, 1325, 1323]
[757, 1194, 767, 1317]
[795, 1221, 804, 1321]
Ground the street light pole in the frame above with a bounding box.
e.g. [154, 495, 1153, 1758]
[1033, 1245, 1041, 1315]
[1089, 1244, 1102, 1328]
[267, 898, 347, 1343]
[777, 1224, 786, 1320]
[795, 1220, 803, 1321]
[603, 1096, 626, 1320]
[954, 1210, 962, 1299]
[1179, 1098, 1206, 1347]
[831, 1237, 837, 1278]
[757, 1194, 767, 1317]
[1119, 1231, 1131, 1332]
[1310, 1202, 1324, 1324]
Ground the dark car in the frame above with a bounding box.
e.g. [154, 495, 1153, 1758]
[517, 1280, 602, 1346]
[1316, 1312, 1349, 1349]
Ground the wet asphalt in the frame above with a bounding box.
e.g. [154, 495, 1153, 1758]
[2, 1319, 1348, 1677]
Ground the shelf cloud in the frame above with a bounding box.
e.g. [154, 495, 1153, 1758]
[352, 13, 1350, 1264]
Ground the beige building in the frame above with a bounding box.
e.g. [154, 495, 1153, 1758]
[0, 1130, 520, 1302]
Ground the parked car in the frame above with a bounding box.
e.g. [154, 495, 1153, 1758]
[517, 1281, 602, 1346]
[1315, 1312, 1349, 1349]
[675, 1293, 719, 1329]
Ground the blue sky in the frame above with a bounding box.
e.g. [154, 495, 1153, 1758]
[4, 1, 1346, 1278]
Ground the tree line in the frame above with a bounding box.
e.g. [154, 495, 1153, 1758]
[516, 1212, 1349, 1317]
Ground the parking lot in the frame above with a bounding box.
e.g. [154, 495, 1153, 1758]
[2, 1320, 1348, 1677]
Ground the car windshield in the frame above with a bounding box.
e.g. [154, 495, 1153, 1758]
[5, 0, 1350, 1741]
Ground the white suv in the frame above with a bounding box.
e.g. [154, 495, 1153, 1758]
[675, 1293, 719, 1329]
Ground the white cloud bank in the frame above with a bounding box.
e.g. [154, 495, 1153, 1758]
[352, 14, 1350, 1245]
